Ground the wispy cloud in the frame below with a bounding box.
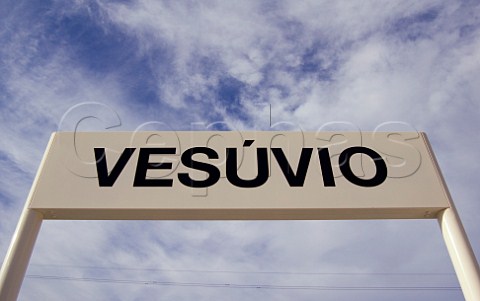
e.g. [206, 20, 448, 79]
[1, 0, 479, 300]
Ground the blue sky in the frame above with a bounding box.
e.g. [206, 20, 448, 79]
[1, 0, 479, 300]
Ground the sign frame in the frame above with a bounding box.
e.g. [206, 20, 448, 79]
[0, 131, 479, 300]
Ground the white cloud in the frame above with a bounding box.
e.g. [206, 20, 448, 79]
[1, 1, 479, 300]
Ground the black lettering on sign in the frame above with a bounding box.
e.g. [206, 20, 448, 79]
[93, 145, 388, 188]
[271, 148, 312, 187]
[133, 148, 176, 187]
[339, 147, 387, 187]
[178, 147, 221, 188]
[226, 140, 269, 188]
[94, 148, 135, 187]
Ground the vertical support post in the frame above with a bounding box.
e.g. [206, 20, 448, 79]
[0, 133, 54, 300]
[0, 206, 43, 301]
[438, 207, 480, 301]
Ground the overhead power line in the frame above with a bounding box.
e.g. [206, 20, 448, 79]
[29, 264, 455, 277]
[26, 274, 461, 291]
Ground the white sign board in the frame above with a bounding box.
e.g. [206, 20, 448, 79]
[29, 131, 451, 220]
[3, 131, 479, 301]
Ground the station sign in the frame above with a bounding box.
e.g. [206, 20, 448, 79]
[29, 131, 451, 220]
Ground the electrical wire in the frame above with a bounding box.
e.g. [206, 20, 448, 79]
[29, 264, 455, 277]
[25, 274, 461, 291]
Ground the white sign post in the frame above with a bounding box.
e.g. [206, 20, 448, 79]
[0, 131, 479, 300]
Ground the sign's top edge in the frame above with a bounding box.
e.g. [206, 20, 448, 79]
[52, 131, 426, 134]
